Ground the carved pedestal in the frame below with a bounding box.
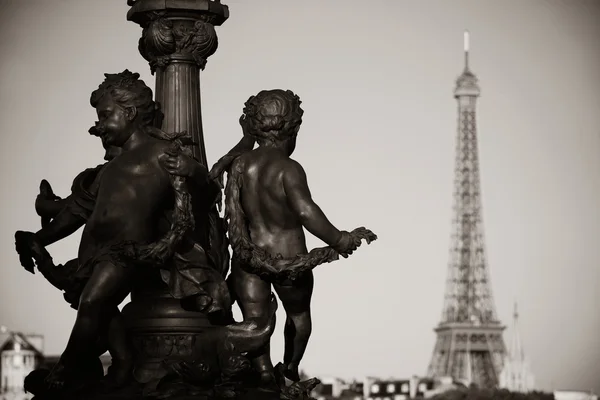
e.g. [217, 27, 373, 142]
[120, 270, 216, 385]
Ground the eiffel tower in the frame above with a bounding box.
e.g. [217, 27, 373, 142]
[426, 31, 507, 388]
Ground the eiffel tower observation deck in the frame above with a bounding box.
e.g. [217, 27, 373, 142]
[426, 31, 507, 389]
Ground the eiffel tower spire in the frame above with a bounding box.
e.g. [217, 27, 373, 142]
[426, 31, 507, 388]
[511, 303, 524, 361]
[499, 303, 536, 392]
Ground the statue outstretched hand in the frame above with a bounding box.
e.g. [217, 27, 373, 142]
[333, 227, 378, 258]
[14, 231, 51, 274]
[35, 179, 61, 227]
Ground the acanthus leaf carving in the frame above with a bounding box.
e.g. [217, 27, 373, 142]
[139, 16, 219, 74]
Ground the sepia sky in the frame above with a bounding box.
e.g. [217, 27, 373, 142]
[1, 0, 599, 394]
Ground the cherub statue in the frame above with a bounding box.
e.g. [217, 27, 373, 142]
[16, 140, 132, 392]
[212, 89, 377, 385]
[15, 70, 231, 390]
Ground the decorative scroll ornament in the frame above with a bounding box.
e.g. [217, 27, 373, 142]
[139, 15, 219, 73]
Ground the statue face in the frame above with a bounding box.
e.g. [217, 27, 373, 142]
[94, 94, 134, 147]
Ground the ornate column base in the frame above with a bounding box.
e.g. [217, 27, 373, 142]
[120, 269, 218, 385]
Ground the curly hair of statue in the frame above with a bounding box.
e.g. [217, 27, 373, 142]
[224, 90, 377, 284]
[241, 89, 304, 142]
[89, 70, 196, 266]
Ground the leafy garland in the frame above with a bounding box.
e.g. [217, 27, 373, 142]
[111, 129, 195, 266]
[224, 157, 377, 284]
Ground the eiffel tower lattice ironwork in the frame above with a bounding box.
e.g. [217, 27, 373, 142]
[426, 31, 507, 389]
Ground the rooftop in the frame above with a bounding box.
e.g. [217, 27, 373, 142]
[0, 331, 43, 356]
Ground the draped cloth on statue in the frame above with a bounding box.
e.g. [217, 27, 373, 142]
[64, 164, 104, 221]
[63, 163, 231, 314]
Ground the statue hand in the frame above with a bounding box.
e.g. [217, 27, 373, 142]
[331, 231, 354, 258]
[239, 114, 251, 136]
[208, 162, 226, 188]
[14, 231, 49, 274]
[213, 188, 223, 212]
[159, 150, 205, 179]
[332, 228, 377, 258]
[350, 227, 378, 244]
[35, 180, 61, 217]
[138, 239, 174, 265]
[39, 179, 57, 199]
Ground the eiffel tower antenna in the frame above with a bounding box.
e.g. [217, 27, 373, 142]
[464, 30, 470, 70]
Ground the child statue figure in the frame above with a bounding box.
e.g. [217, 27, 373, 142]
[212, 89, 377, 386]
[15, 70, 231, 391]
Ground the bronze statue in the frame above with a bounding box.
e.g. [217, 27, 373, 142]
[214, 89, 377, 384]
[15, 71, 231, 393]
[13, 2, 378, 399]
[29, 139, 122, 311]
[16, 140, 132, 390]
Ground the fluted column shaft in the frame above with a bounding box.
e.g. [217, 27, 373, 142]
[128, 0, 229, 165]
[155, 61, 206, 163]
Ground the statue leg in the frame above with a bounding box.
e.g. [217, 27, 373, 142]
[273, 272, 314, 382]
[104, 308, 134, 386]
[230, 260, 275, 387]
[47, 260, 132, 388]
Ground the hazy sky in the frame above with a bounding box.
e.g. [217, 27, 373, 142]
[1, 0, 599, 394]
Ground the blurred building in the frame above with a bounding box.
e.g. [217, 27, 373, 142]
[554, 391, 598, 400]
[313, 376, 363, 400]
[365, 376, 435, 399]
[422, 376, 463, 398]
[313, 375, 439, 400]
[0, 327, 111, 400]
[0, 329, 44, 400]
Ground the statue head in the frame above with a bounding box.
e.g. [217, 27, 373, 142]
[241, 89, 303, 155]
[89, 70, 157, 147]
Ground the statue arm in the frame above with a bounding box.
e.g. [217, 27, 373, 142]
[29, 243, 69, 292]
[34, 170, 99, 246]
[189, 160, 209, 188]
[36, 196, 71, 219]
[282, 160, 343, 247]
[219, 134, 255, 163]
[188, 161, 222, 211]
[208, 134, 255, 183]
[35, 207, 86, 246]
